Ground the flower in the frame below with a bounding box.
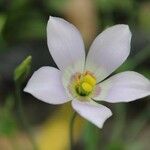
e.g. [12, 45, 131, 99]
[24, 16, 150, 128]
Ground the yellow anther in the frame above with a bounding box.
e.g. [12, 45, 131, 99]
[81, 82, 93, 92]
[70, 72, 97, 98]
[83, 74, 96, 86]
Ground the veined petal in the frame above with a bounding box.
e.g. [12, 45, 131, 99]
[72, 100, 112, 128]
[85, 25, 131, 82]
[94, 71, 150, 103]
[47, 16, 85, 73]
[24, 66, 70, 104]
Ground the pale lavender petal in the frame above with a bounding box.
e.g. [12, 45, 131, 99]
[47, 16, 85, 73]
[94, 71, 150, 102]
[24, 66, 70, 104]
[72, 100, 112, 128]
[86, 25, 131, 82]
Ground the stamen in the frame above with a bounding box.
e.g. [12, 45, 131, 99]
[81, 82, 93, 92]
[69, 71, 97, 98]
[83, 74, 96, 86]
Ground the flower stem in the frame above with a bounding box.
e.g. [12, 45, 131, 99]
[69, 112, 77, 150]
[15, 82, 38, 150]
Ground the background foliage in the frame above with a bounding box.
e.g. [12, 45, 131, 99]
[0, 0, 150, 150]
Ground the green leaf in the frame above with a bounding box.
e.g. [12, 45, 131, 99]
[0, 95, 17, 136]
[0, 14, 6, 33]
[106, 141, 125, 150]
[44, 0, 68, 12]
[0, 113, 16, 136]
[14, 55, 32, 83]
[116, 45, 150, 73]
[139, 3, 150, 32]
[83, 122, 100, 150]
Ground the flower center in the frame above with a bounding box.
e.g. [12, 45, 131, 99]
[69, 71, 97, 99]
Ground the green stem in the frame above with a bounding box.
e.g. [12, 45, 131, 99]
[15, 82, 38, 150]
[69, 112, 77, 150]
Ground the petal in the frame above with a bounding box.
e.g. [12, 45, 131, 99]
[47, 16, 85, 72]
[24, 66, 70, 104]
[62, 60, 85, 99]
[72, 100, 112, 128]
[94, 71, 150, 103]
[85, 25, 131, 82]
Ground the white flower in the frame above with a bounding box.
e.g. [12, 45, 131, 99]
[24, 16, 150, 128]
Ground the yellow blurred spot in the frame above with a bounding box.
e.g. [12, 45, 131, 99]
[82, 82, 93, 92]
[36, 103, 85, 150]
[83, 74, 96, 86]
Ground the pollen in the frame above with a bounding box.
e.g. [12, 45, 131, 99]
[69, 71, 97, 98]
[81, 82, 93, 92]
[83, 74, 96, 86]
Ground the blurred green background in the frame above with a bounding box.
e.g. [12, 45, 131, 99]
[0, 0, 150, 150]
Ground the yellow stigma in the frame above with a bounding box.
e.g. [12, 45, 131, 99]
[81, 82, 93, 92]
[83, 74, 96, 86]
[70, 71, 97, 98]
